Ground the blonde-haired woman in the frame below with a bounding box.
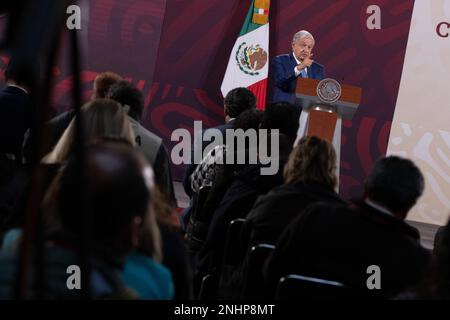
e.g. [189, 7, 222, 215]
[243, 136, 347, 251]
[42, 98, 135, 164]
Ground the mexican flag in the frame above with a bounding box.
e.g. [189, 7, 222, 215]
[220, 0, 270, 110]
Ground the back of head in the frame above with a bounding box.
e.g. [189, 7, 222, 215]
[43, 99, 135, 164]
[233, 110, 293, 161]
[224, 87, 257, 118]
[106, 80, 144, 121]
[284, 136, 337, 189]
[4, 59, 37, 90]
[57, 142, 152, 253]
[365, 156, 424, 216]
[92, 72, 123, 99]
[233, 109, 263, 131]
[81, 98, 135, 143]
[261, 102, 299, 142]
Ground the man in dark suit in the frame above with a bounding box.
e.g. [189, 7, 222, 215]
[0, 63, 34, 232]
[272, 30, 325, 105]
[0, 62, 33, 164]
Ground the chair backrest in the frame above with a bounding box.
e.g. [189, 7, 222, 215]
[222, 218, 246, 268]
[275, 274, 346, 300]
[242, 243, 275, 299]
[198, 274, 218, 300]
[217, 218, 247, 299]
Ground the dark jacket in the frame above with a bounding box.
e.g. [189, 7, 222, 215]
[221, 181, 345, 299]
[243, 181, 345, 249]
[159, 223, 194, 300]
[263, 201, 432, 299]
[194, 162, 286, 287]
[0, 86, 33, 160]
[271, 53, 324, 104]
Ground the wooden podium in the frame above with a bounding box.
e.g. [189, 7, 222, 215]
[294, 78, 362, 190]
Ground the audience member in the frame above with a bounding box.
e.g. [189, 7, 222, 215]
[242, 136, 345, 249]
[0, 142, 173, 299]
[185, 109, 263, 256]
[23, 72, 123, 163]
[182, 87, 257, 197]
[43, 99, 135, 164]
[107, 81, 176, 206]
[0, 99, 135, 242]
[193, 102, 299, 294]
[0, 61, 34, 166]
[263, 156, 431, 299]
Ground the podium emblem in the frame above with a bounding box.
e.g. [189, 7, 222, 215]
[317, 78, 342, 104]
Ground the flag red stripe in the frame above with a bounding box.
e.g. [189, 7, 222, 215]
[247, 78, 268, 110]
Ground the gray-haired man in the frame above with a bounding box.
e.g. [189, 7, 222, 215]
[271, 30, 325, 105]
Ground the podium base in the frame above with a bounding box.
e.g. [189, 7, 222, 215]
[294, 108, 342, 192]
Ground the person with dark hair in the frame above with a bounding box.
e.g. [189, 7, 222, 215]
[363, 156, 425, 220]
[0, 61, 34, 166]
[194, 120, 295, 297]
[106, 81, 175, 206]
[107, 81, 144, 121]
[3, 61, 37, 91]
[185, 109, 264, 257]
[231, 108, 263, 131]
[0, 142, 174, 299]
[0, 62, 35, 242]
[1, 99, 136, 244]
[56, 144, 157, 256]
[182, 87, 257, 198]
[263, 156, 431, 299]
[58, 143, 174, 299]
[223, 87, 257, 121]
[261, 101, 300, 142]
[189, 109, 264, 194]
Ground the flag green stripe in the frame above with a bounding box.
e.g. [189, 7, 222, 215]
[239, 1, 262, 36]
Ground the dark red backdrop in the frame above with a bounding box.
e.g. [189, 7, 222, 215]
[0, 0, 415, 199]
